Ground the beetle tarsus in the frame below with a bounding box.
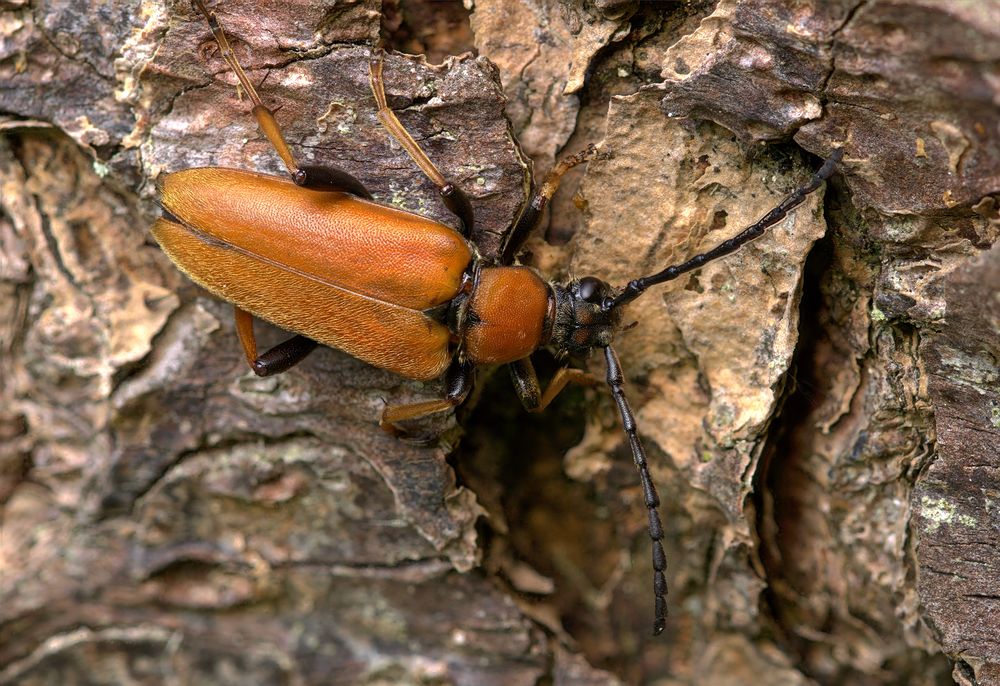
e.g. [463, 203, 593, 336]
[379, 359, 475, 434]
[368, 49, 476, 236]
[509, 360, 598, 412]
[194, 0, 300, 175]
[501, 143, 610, 264]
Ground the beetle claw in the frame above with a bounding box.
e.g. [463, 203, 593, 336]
[378, 418, 401, 436]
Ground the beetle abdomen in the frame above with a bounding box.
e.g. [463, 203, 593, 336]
[158, 168, 473, 310]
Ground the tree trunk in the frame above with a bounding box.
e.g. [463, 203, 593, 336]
[1, 1, 997, 684]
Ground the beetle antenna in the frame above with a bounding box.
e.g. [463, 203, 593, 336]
[602, 148, 843, 311]
[604, 345, 667, 636]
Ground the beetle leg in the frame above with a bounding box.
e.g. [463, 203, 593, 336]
[509, 357, 598, 412]
[508, 357, 542, 409]
[500, 144, 610, 265]
[291, 166, 373, 199]
[234, 306, 258, 363]
[380, 358, 475, 434]
[234, 306, 318, 376]
[193, 3, 376, 199]
[369, 50, 475, 236]
[192, 1, 299, 175]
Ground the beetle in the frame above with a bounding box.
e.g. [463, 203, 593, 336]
[152, 0, 842, 636]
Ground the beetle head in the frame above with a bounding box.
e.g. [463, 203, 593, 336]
[549, 276, 624, 356]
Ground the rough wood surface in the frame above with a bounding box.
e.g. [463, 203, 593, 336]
[1, 1, 998, 684]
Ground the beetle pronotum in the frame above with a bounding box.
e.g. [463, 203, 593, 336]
[152, 1, 842, 635]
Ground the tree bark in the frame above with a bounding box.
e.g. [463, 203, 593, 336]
[1, 1, 997, 684]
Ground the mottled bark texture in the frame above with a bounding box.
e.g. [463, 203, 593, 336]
[1, 1, 997, 684]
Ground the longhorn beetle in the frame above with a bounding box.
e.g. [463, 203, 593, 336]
[152, 1, 843, 635]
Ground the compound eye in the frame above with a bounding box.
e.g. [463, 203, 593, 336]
[577, 276, 604, 303]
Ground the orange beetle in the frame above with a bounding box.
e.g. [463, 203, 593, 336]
[153, 1, 842, 635]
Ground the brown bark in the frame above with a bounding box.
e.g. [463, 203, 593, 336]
[1, 0, 998, 684]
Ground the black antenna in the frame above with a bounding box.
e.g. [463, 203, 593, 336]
[603, 148, 843, 311]
[604, 345, 667, 636]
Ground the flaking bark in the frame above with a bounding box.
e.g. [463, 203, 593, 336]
[1, 1, 998, 684]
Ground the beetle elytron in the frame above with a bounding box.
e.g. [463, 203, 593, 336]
[152, 0, 842, 635]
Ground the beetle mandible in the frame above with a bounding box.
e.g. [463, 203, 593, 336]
[152, 0, 843, 636]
